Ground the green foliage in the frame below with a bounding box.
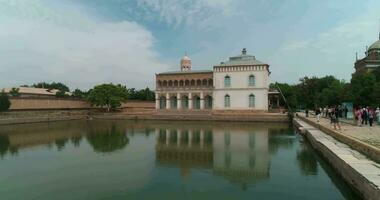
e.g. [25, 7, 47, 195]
[350, 73, 376, 106]
[275, 76, 354, 110]
[275, 69, 380, 109]
[86, 125, 129, 153]
[71, 89, 87, 99]
[9, 88, 20, 97]
[127, 87, 155, 101]
[55, 90, 69, 98]
[87, 83, 128, 111]
[0, 90, 11, 112]
[30, 82, 70, 92]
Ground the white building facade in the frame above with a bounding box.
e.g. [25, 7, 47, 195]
[213, 48, 269, 110]
[155, 48, 271, 112]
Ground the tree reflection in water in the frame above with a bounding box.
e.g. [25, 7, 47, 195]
[268, 128, 295, 154]
[0, 134, 10, 158]
[55, 138, 69, 151]
[297, 142, 318, 175]
[86, 124, 129, 153]
[70, 135, 83, 147]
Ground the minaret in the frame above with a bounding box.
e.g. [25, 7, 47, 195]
[180, 53, 191, 71]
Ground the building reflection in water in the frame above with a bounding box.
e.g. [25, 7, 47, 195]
[155, 125, 271, 188]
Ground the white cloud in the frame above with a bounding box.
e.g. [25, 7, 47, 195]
[0, 0, 166, 90]
[136, 0, 236, 28]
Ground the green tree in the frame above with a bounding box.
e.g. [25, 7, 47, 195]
[71, 89, 86, 99]
[86, 125, 129, 153]
[32, 82, 70, 92]
[87, 83, 128, 111]
[9, 88, 20, 97]
[55, 90, 68, 98]
[0, 90, 11, 112]
[350, 73, 376, 106]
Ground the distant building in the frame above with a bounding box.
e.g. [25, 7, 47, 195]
[354, 30, 380, 74]
[155, 48, 279, 112]
[2, 87, 71, 98]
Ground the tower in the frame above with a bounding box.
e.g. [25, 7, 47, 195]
[180, 53, 191, 71]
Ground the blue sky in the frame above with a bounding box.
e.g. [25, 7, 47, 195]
[0, 0, 380, 89]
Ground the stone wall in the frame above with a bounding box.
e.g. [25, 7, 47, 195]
[294, 118, 380, 200]
[9, 98, 155, 111]
[9, 97, 91, 110]
[0, 110, 89, 125]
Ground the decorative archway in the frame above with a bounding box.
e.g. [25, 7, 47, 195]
[193, 95, 201, 109]
[196, 79, 202, 86]
[190, 79, 195, 86]
[159, 96, 166, 109]
[170, 96, 177, 109]
[205, 95, 213, 109]
[181, 95, 189, 109]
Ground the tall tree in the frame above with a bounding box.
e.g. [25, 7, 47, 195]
[9, 88, 20, 97]
[87, 84, 128, 111]
[0, 90, 11, 112]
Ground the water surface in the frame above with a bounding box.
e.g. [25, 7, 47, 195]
[0, 120, 361, 200]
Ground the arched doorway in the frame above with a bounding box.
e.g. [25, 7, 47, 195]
[181, 95, 189, 109]
[205, 95, 213, 109]
[159, 96, 166, 109]
[193, 95, 201, 109]
[170, 96, 177, 109]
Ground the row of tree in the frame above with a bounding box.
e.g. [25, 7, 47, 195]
[0, 83, 155, 112]
[274, 68, 380, 110]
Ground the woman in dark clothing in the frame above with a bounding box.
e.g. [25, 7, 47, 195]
[332, 108, 341, 130]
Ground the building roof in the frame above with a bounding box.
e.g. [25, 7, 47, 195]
[2, 87, 71, 96]
[369, 39, 380, 50]
[181, 55, 191, 61]
[215, 48, 268, 67]
[157, 70, 213, 75]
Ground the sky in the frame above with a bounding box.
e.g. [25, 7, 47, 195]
[0, 0, 380, 90]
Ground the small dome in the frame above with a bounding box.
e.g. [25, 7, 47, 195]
[369, 39, 380, 50]
[181, 55, 191, 61]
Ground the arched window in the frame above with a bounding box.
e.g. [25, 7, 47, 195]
[249, 94, 255, 108]
[249, 75, 255, 86]
[224, 75, 231, 87]
[224, 94, 230, 108]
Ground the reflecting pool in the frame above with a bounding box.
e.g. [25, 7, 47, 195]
[0, 120, 361, 200]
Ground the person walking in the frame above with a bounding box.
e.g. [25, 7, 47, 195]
[332, 107, 341, 131]
[356, 108, 362, 127]
[305, 108, 309, 117]
[344, 106, 348, 119]
[362, 107, 368, 126]
[369, 108, 374, 127]
[316, 107, 321, 122]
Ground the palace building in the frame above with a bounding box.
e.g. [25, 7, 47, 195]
[354, 30, 380, 74]
[155, 48, 278, 112]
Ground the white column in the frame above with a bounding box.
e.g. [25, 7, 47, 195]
[188, 92, 193, 109]
[177, 129, 181, 146]
[166, 93, 170, 109]
[200, 129, 205, 148]
[166, 129, 170, 146]
[155, 93, 159, 109]
[200, 92, 204, 110]
[188, 130, 193, 147]
[177, 93, 181, 110]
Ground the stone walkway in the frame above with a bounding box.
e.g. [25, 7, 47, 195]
[299, 113, 380, 149]
[294, 118, 380, 200]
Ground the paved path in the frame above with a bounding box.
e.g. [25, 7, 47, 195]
[294, 118, 380, 200]
[298, 113, 380, 149]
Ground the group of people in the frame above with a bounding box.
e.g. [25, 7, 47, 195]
[314, 106, 343, 130]
[310, 105, 380, 130]
[354, 107, 380, 127]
